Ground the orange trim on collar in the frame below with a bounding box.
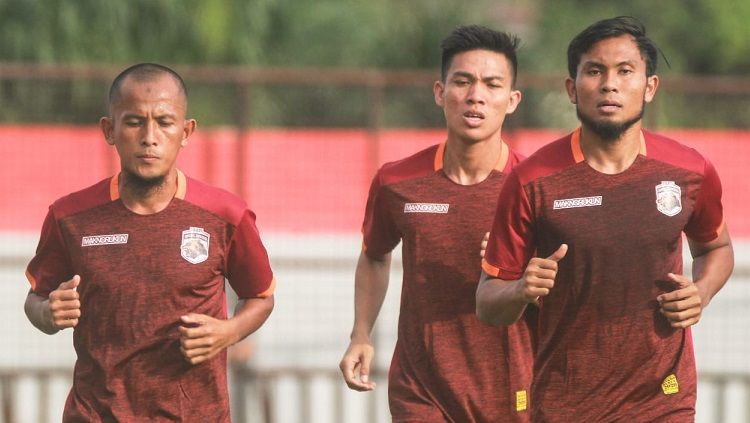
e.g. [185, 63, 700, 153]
[571, 128, 647, 163]
[175, 170, 187, 200]
[639, 131, 647, 156]
[495, 141, 509, 171]
[571, 128, 585, 163]
[434, 142, 446, 171]
[435, 141, 509, 171]
[109, 169, 186, 201]
[109, 174, 120, 200]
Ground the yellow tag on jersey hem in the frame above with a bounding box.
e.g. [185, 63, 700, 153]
[516, 390, 528, 411]
[662, 374, 679, 395]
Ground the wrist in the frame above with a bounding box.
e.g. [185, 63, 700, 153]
[350, 330, 372, 344]
[694, 279, 712, 308]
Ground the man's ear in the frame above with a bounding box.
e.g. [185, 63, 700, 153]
[100, 117, 115, 145]
[181, 119, 197, 147]
[433, 80, 446, 107]
[565, 78, 577, 104]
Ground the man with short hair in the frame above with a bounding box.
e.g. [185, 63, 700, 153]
[478, 16, 734, 421]
[24, 63, 275, 422]
[340, 25, 533, 422]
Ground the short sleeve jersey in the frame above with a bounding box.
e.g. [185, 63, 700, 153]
[364, 142, 533, 423]
[26, 170, 275, 423]
[482, 129, 724, 422]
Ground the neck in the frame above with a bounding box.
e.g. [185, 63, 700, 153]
[442, 137, 504, 185]
[118, 169, 178, 214]
[579, 124, 643, 175]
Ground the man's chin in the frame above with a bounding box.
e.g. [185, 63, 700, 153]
[577, 109, 643, 142]
[124, 170, 167, 188]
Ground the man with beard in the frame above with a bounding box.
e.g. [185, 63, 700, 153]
[24, 63, 275, 422]
[477, 16, 734, 422]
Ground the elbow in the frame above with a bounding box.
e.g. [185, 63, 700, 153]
[475, 288, 519, 327]
[475, 305, 513, 327]
[24, 294, 59, 335]
[475, 291, 511, 327]
[476, 307, 502, 327]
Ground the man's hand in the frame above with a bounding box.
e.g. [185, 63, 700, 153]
[518, 244, 568, 303]
[48, 275, 81, 329]
[179, 314, 237, 365]
[339, 341, 376, 391]
[657, 273, 704, 328]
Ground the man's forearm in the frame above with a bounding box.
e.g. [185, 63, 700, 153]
[476, 272, 528, 326]
[229, 295, 275, 345]
[350, 252, 391, 342]
[692, 244, 734, 308]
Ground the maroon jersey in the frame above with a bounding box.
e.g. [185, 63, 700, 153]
[26, 170, 275, 423]
[483, 129, 724, 422]
[363, 142, 533, 422]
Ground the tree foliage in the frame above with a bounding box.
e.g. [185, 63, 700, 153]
[0, 0, 746, 127]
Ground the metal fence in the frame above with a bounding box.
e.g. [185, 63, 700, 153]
[1, 367, 749, 423]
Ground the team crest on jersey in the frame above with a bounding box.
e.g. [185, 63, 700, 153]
[181, 227, 210, 264]
[655, 181, 682, 216]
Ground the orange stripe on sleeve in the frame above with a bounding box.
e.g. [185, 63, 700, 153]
[481, 258, 501, 277]
[256, 277, 276, 298]
[712, 218, 727, 241]
[25, 269, 38, 291]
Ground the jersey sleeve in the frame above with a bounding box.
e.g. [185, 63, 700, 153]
[482, 169, 536, 281]
[25, 207, 74, 297]
[361, 172, 401, 258]
[684, 159, 724, 242]
[225, 209, 275, 298]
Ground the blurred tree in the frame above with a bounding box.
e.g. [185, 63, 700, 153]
[0, 0, 746, 127]
[522, 0, 750, 128]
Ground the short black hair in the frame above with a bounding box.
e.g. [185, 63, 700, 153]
[440, 25, 520, 86]
[567, 16, 659, 79]
[108, 63, 188, 108]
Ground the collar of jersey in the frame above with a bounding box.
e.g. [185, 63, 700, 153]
[109, 169, 187, 201]
[570, 127, 647, 163]
[433, 140, 509, 172]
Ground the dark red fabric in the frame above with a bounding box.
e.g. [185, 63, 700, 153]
[484, 131, 724, 421]
[364, 143, 533, 423]
[26, 174, 273, 422]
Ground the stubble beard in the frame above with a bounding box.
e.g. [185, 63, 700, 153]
[576, 101, 645, 143]
[122, 170, 168, 197]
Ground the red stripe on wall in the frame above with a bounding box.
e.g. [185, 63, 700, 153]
[1, 126, 747, 237]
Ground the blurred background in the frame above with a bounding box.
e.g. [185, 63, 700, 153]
[0, 0, 748, 422]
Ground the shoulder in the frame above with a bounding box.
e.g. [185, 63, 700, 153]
[642, 130, 709, 175]
[182, 176, 250, 226]
[376, 144, 439, 187]
[50, 177, 113, 219]
[512, 134, 576, 185]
